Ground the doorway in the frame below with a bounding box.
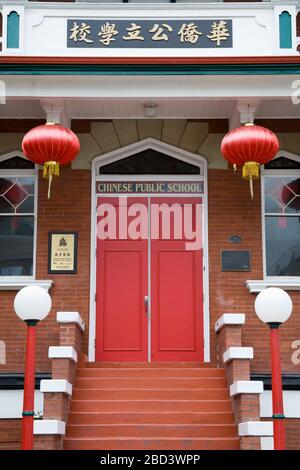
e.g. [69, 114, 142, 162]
[90, 139, 209, 362]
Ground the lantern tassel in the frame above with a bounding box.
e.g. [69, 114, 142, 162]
[43, 161, 60, 199]
[48, 174, 52, 200]
[249, 176, 254, 200]
[242, 161, 260, 199]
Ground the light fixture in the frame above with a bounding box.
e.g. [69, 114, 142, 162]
[143, 102, 158, 118]
[14, 285, 52, 322]
[254, 287, 293, 450]
[254, 287, 292, 325]
[14, 285, 52, 450]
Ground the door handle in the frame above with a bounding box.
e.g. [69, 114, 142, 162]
[144, 295, 149, 316]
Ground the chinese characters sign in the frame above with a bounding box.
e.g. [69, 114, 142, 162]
[48, 232, 78, 274]
[67, 19, 232, 48]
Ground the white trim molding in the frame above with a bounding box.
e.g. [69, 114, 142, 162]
[40, 380, 72, 396]
[215, 313, 245, 333]
[48, 346, 78, 363]
[34, 420, 65, 436]
[90, 138, 210, 363]
[238, 421, 273, 437]
[56, 312, 85, 332]
[246, 279, 300, 293]
[230, 381, 264, 397]
[0, 280, 53, 291]
[223, 347, 254, 364]
[261, 437, 274, 451]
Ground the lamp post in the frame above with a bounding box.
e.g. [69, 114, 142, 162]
[254, 287, 292, 451]
[14, 285, 51, 450]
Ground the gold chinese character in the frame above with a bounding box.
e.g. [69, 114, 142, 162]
[98, 22, 118, 46]
[207, 20, 230, 46]
[149, 23, 173, 41]
[178, 23, 202, 44]
[69, 22, 93, 44]
[123, 23, 144, 41]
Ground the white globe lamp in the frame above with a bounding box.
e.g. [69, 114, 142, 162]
[254, 287, 292, 325]
[14, 285, 51, 323]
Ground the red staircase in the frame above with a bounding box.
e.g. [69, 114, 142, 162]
[64, 363, 240, 450]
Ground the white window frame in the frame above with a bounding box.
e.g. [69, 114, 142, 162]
[261, 150, 300, 282]
[0, 151, 38, 283]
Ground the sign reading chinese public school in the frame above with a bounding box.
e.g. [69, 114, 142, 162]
[96, 182, 204, 194]
[67, 19, 232, 48]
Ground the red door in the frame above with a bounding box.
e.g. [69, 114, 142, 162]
[95, 195, 204, 362]
[96, 197, 148, 361]
[151, 197, 203, 362]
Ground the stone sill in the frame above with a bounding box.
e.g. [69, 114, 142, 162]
[0, 280, 53, 291]
[246, 279, 300, 293]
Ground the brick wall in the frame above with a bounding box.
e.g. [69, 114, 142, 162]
[0, 167, 90, 372]
[208, 168, 300, 374]
[0, 419, 21, 450]
[286, 419, 300, 450]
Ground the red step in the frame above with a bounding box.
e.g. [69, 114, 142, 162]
[68, 411, 235, 425]
[76, 367, 225, 378]
[64, 437, 240, 450]
[66, 423, 237, 438]
[75, 377, 227, 389]
[85, 362, 215, 368]
[72, 388, 229, 400]
[70, 399, 233, 413]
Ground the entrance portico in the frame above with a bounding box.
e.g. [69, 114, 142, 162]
[91, 139, 207, 362]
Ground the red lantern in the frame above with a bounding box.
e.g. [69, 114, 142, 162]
[221, 123, 279, 198]
[22, 123, 80, 198]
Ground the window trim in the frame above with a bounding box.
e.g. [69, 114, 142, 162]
[261, 151, 300, 282]
[0, 151, 38, 281]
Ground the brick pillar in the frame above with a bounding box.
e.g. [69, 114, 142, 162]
[34, 312, 85, 450]
[215, 313, 273, 450]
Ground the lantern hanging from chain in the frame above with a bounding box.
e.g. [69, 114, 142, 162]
[22, 123, 80, 198]
[221, 123, 279, 199]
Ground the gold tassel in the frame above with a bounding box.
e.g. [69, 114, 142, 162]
[242, 161, 259, 200]
[43, 161, 60, 199]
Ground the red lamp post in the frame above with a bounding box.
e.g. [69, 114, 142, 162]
[254, 287, 293, 450]
[14, 285, 52, 450]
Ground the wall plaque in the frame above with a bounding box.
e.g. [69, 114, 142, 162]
[48, 232, 78, 274]
[221, 250, 251, 272]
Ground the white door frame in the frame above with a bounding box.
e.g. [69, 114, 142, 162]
[88, 138, 210, 362]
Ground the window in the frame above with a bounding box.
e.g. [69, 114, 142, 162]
[99, 149, 200, 175]
[263, 155, 300, 277]
[0, 154, 37, 278]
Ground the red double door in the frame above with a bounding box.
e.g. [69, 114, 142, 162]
[96, 196, 204, 362]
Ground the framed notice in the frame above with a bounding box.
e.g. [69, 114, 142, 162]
[48, 232, 78, 274]
[221, 250, 251, 272]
